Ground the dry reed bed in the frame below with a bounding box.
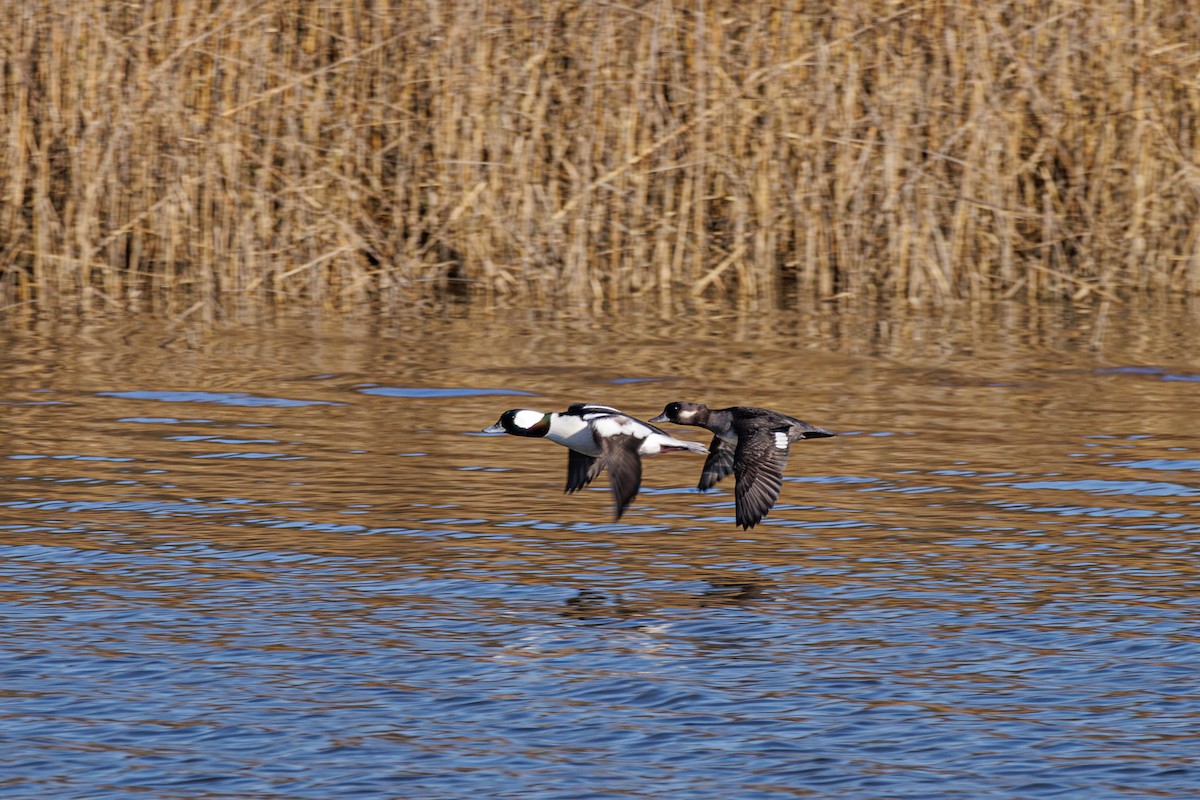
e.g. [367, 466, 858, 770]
[1, 0, 1198, 315]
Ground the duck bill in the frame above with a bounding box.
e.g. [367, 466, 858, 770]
[648, 413, 668, 423]
[481, 423, 506, 434]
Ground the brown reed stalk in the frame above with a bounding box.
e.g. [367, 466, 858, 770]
[1, 0, 1198, 316]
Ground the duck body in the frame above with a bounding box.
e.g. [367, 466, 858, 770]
[483, 403, 707, 520]
[650, 402, 835, 530]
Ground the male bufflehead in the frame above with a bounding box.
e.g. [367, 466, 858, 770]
[483, 403, 708, 520]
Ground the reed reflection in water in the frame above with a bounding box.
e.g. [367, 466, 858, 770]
[1, 302, 1198, 799]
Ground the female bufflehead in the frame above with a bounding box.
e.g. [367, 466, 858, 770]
[650, 402, 835, 530]
[483, 403, 708, 521]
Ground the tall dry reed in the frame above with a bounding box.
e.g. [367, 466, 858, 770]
[2, 0, 1198, 316]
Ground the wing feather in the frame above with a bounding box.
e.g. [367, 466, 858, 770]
[698, 436, 736, 491]
[599, 434, 643, 521]
[733, 428, 790, 530]
[565, 449, 602, 494]
[567, 402, 624, 418]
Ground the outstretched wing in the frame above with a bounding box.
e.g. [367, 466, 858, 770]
[565, 449, 603, 494]
[733, 428, 791, 530]
[598, 434, 643, 521]
[698, 435, 735, 491]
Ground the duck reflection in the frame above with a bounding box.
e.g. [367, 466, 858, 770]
[560, 579, 770, 620]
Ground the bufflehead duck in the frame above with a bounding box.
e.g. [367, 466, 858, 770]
[650, 402, 836, 530]
[482, 403, 708, 521]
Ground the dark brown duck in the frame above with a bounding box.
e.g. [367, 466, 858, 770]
[650, 402, 836, 530]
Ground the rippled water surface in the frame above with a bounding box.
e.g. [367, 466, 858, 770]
[2, 303, 1199, 799]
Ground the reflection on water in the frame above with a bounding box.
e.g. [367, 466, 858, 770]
[2, 300, 1199, 799]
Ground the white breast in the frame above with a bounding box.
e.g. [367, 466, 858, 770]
[546, 413, 601, 455]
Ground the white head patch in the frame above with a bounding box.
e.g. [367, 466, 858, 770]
[774, 431, 789, 450]
[513, 409, 546, 429]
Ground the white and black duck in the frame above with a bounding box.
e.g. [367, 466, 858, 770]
[483, 403, 708, 521]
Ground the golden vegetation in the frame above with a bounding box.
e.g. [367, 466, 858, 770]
[2, 0, 1199, 315]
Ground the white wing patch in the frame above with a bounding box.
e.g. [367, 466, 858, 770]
[513, 409, 545, 429]
[773, 431, 789, 450]
[590, 415, 646, 439]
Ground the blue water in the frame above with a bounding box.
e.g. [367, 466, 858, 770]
[2, 308, 1199, 799]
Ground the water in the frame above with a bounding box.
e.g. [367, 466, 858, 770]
[2, 302, 1199, 799]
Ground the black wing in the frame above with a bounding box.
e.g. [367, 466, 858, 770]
[566, 402, 623, 417]
[733, 427, 791, 530]
[698, 435, 736, 491]
[565, 449, 603, 494]
[599, 434, 643, 521]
